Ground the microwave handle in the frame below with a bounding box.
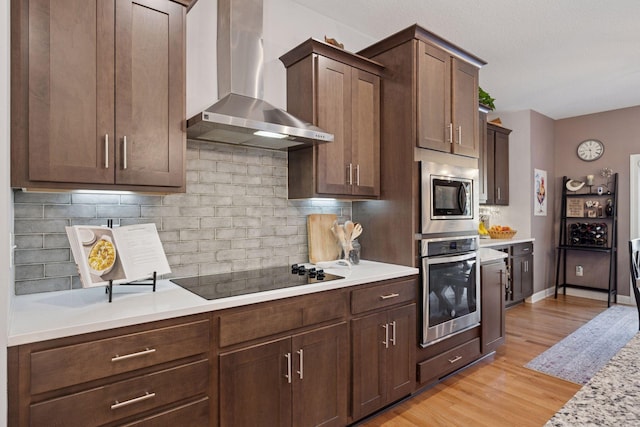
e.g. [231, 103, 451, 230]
[458, 185, 467, 213]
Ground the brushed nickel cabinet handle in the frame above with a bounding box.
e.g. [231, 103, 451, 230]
[284, 352, 292, 384]
[111, 347, 156, 362]
[448, 355, 462, 364]
[111, 392, 155, 410]
[497, 187, 501, 200]
[380, 293, 400, 300]
[347, 163, 353, 185]
[448, 123, 453, 143]
[356, 164, 360, 186]
[123, 136, 128, 170]
[105, 134, 109, 168]
[296, 349, 304, 380]
[390, 320, 397, 346]
[457, 126, 462, 145]
[382, 323, 389, 349]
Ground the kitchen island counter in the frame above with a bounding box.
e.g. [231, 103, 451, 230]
[8, 260, 418, 346]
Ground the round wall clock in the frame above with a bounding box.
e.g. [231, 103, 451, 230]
[577, 139, 604, 161]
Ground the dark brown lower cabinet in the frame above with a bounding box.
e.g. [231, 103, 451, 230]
[481, 260, 507, 354]
[508, 242, 534, 306]
[351, 304, 416, 421]
[8, 314, 212, 427]
[219, 322, 348, 427]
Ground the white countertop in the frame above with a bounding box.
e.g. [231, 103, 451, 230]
[8, 260, 418, 346]
[479, 247, 509, 263]
[479, 237, 535, 248]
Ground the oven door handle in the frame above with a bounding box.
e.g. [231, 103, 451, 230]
[424, 251, 477, 266]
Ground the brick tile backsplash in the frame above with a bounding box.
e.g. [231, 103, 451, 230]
[13, 141, 352, 295]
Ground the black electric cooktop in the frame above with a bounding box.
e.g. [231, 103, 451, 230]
[171, 265, 344, 300]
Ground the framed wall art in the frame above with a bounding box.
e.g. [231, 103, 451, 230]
[534, 169, 547, 216]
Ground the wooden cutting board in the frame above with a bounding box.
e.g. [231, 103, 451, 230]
[307, 214, 340, 264]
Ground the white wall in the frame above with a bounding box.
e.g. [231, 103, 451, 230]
[1, 0, 12, 421]
[488, 110, 533, 236]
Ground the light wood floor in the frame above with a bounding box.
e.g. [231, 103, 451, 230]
[360, 294, 609, 427]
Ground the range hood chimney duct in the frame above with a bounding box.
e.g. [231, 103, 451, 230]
[186, 0, 333, 150]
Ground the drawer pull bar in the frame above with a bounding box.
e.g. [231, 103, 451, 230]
[380, 293, 400, 300]
[390, 320, 397, 346]
[111, 392, 155, 410]
[448, 355, 462, 364]
[105, 134, 109, 168]
[111, 347, 156, 362]
[123, 136, 128, 170]
[296, 349, 304, 380]
[284, 352, 292, 384]
[382, 323, 389, 349]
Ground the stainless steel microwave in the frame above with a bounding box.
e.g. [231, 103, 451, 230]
[421, 161, 479, 235]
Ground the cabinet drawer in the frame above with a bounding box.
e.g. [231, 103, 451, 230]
[417, 338, 480, 385]
[30, 359, 209, 427]
[30, 319, 210, 394]
[120, 397, 209, 427]
[351, 278, 417, 315]
[512, 242, 533, 256]
[219, 290, 347, 347]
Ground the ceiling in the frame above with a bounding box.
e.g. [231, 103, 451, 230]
[291, 0, 640, 120]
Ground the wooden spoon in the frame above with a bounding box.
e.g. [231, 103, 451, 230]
[351, 223, 363, 240]
[344, 220, 355, 243]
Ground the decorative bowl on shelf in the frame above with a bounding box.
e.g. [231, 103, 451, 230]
[488, 229, 518, 239]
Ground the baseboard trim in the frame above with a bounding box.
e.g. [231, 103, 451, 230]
[527, 286, 634, 306]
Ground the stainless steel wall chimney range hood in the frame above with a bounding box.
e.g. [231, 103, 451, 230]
[186, 0, 333, 150]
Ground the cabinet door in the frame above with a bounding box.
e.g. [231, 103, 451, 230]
[478, 111, 489, 204]
[219, 338, 292, 427]
[485, 127, 496, 205]
[481, 261, 506, 354]
[114, 0, 184, 187]
[291, 323, 348, 427]
[493, 129, 509, 205]
[386, 304, 416, 403]
[27, 0, 115, 184]
[510, 255, 533, 303]
[351, 69, 380, 197]
[315, 55, 352, 195]
[351, 310, 387, 420]
[451, 58, 479, 157]
[522, 254, 534, 298]
[417, 42, 451, 152]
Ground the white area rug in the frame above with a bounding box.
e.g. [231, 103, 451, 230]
[525, 305, 638, 384]
[546, 332, 640, 426]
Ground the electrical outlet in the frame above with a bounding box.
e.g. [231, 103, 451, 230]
[576, 265, 583, 276]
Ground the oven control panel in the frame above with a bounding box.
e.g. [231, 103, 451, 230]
[422, 235, 478, 257]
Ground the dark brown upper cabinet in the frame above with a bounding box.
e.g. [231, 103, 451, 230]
[280, 39, 383, 199]
[417, 43, 480, 157]
[358, 25, 485, 160]
[11, 0, 188, 192]
[482, 122, 512, 205]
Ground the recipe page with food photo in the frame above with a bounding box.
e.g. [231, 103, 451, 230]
[66, 223, 170, 288]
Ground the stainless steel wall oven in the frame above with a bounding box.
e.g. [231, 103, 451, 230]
[420, 235, 480, 347]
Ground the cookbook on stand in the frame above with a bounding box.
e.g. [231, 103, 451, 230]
[66, 223, 171, 288]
